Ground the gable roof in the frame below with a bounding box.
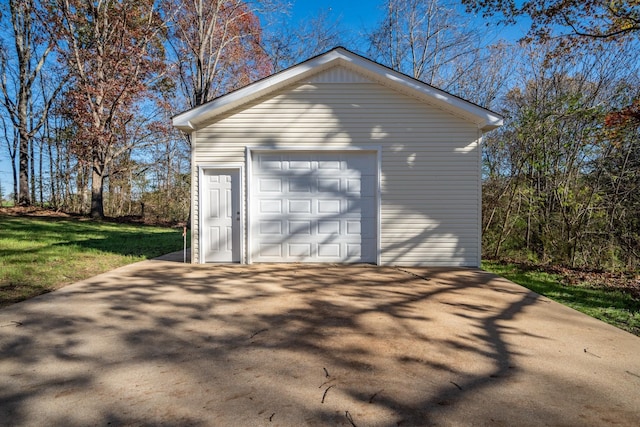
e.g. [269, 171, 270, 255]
[172, 47, 503, 132]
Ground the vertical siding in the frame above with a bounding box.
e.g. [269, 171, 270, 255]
[193, 76, 481, 267]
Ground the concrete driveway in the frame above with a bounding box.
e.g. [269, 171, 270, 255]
[1, 256, 639, 426]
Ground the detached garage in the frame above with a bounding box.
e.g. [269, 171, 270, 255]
[173, 47, 502, 267]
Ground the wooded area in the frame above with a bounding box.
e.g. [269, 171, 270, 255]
[1, 0, 638, 271]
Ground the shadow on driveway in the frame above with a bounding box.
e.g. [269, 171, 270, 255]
[1, 260, 639, 426]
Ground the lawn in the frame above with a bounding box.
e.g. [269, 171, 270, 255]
[0, 214, 187, 307]
[483, 261, 640, 336]
[3, 213, 638, 337]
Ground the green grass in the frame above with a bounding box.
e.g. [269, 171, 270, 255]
[483, 260, 640, 336]
[0, 215, 187, 307]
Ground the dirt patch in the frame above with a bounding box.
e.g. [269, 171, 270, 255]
[548, 266, 640, 300]
[0, 206, 77, 218]
[500, 259, 640, 300]
[0, 206, 185, 227]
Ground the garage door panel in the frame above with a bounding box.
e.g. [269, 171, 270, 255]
[259, 220, 282, 235]
[289, 160, 312, 170]
[318, 243, 340, 257]
[346, 243, 362, 258]
[260, 199, 282, 213]
[259, 243, 282, 257]
[258, 154, 284, 170]
[252, 152, 377, 263]
[317, 178, 341, 192]
[289, 179, 312, 193]
[289, 199, 312, 213]
[350, 178, 376, 197]
[318, 160, 341, 170]
[260, 178, 282, 192]
[346, 178, 361, 194]
[289, 243, 312, 257]
[317, 199, 341, 214]
[289, 220, 312, 235]
[346, 220, 361, 235]
[318, 220, 340, 234]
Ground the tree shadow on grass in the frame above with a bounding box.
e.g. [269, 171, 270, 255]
[0, 215, 184, 259]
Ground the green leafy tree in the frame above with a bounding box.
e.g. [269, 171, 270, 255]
[482, 44, 638, 267]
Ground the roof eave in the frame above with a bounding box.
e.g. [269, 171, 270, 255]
[338, 54, 504, 131]
[172, 50, 348, 132]
[173, 120, 196, 133]
[479, 117, 504, 132]
[171, 47, 504, 133]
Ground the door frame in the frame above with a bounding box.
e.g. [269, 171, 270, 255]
[198, 165, 244, 263]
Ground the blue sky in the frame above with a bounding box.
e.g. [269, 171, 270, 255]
[286, 0, 529, 49]
[290, 0, 383, 33]
[282, 0, 387, 55]
[0, 0, 528, 199]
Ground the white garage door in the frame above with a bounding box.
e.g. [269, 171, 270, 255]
[251, 151, 377, 263]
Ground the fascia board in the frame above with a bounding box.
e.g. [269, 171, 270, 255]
[172, 51, 346, 132]
[334, 50, 503, 131]
[172, 47, 503, 132]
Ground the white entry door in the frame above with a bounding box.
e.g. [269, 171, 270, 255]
[202, 169, 240, 262]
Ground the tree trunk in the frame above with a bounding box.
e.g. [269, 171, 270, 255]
[48, 127, 56, 208]
[12, 158, 18, 204]
[18, 132, 30, 206]
[30, 136, 36, 204]
[38, 137, 43, 205]
[91, 156, 105, 219]
[11, 136, 18, 205]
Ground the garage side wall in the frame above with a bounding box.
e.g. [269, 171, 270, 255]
[193, 74, 481, 266]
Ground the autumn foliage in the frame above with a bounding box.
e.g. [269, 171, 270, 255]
[165, 0, 272, 108]
[606, 99, 640, 127]
[51, 0, 167, 218]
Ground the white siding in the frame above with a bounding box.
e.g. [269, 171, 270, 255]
[193, 72, 481, 267]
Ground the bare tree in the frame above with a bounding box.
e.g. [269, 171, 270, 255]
[0, 0, 57, 206]
[366, 0, 480, 86]
[442, 41, 517, 109]
[261, 8, 344, 72]
[0, 114, 18, 203]
[165, 0, 275, 110]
